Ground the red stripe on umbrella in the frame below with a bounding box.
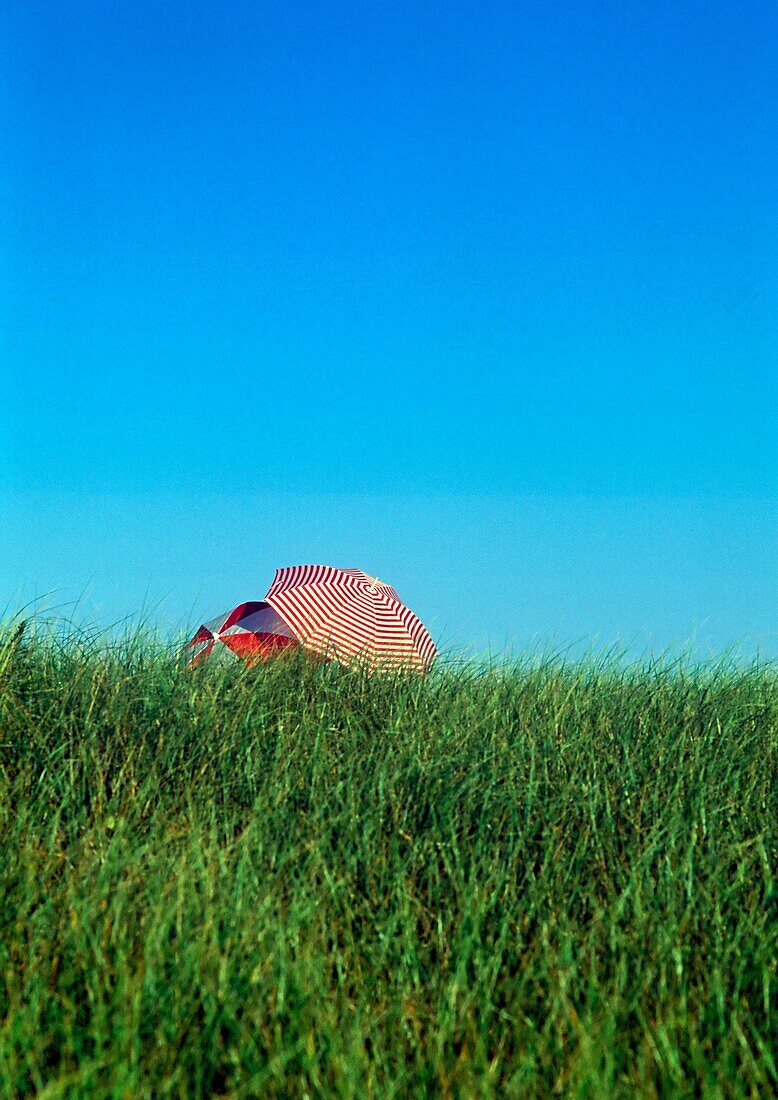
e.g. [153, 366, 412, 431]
[219, 631, 298, 665]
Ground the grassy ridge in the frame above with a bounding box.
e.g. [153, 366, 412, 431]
[0, 626, 776, 1098]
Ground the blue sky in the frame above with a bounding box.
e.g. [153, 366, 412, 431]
[2, 1, 776, 658]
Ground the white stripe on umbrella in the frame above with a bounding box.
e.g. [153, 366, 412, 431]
[264, 565, 437, 670]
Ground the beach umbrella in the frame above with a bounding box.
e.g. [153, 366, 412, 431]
[263, 564, 437, 671]
[187, 601, 299, 666]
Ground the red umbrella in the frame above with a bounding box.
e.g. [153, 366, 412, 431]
[187, 601, 299, 666]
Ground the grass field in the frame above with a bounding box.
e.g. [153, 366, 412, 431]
[0, 623, 776, 1098]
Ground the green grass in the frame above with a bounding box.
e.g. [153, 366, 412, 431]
[0, 623, 776, 1098]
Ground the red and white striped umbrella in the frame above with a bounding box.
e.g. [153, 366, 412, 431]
[263, 565, 437, 671]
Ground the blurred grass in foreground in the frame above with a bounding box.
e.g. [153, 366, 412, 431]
[0, 622, 776, 1098]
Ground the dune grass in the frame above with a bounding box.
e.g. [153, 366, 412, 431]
[0, 623, 776, 1098]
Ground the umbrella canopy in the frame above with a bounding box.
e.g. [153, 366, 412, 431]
[187, 601, 299, 666]
[264, 564, 437, 671]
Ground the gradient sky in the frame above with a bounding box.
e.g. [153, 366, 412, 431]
[2, 1, 777, 658]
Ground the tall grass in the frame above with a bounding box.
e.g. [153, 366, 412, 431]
[0, 623, 776, 1098]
